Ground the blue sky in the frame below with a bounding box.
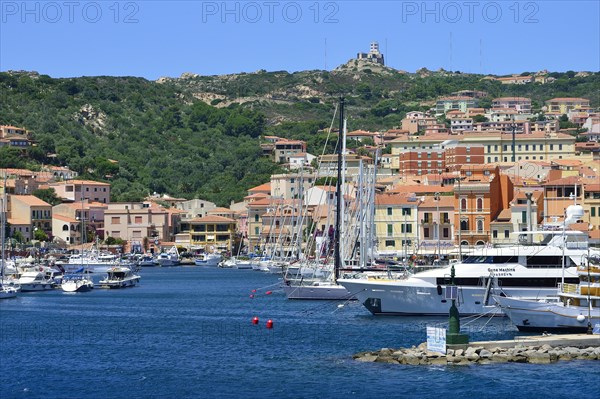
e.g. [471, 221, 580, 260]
[1, 1, 599, 79]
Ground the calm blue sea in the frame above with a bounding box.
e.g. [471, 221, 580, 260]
[1, 267, 598, 399]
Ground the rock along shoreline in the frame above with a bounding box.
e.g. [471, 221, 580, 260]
[354, 337, 600, 365]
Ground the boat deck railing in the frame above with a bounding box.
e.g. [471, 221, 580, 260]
[559, 283, 578, 295]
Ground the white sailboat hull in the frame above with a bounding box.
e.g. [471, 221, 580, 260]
[283, 281, 355, 300]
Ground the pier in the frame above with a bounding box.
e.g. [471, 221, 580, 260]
[354, 334, 600, 365]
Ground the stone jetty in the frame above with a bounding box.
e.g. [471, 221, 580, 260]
[354, 334, 600, 365]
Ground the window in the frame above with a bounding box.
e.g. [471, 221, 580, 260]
[550, 144, 554, 150]
[385, 240, 395, 247]
[476, 219, 484, 233]
[460, 220, 468, 231]
[402, 208, 411, 216]
[135, 216, 143, 224]
[387, 224, 393, 237]
[443, 228, 449, 238]
[532, 144, 536, 151]
[476, 198, 483, 211]
[460, 198, 467, 211]
[62, 225, 69, 231]
[521, 211, 527, 223]
[504, 230, 509, 238]
[111, 217, 120, 224]
[424, 227, 430, 238]
[387, 207, 392, 216]
[254, 227, 259, 235]
[254, 215, 259, 222]
[493, 230, 498, 239]
[559, 144, 563, 150]
[592, 207, 596, 217]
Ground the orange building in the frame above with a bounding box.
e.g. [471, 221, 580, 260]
[454, 165, 512, 246]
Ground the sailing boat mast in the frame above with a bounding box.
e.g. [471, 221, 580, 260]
[334, 97, 344, 282]
[1, 175, 6, 282]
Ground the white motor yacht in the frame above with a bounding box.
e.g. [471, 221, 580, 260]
[98, 267, 140, 288]
[338, 226, 598, 316]
[17, 271, 55, 292]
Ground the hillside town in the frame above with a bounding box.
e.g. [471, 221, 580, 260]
[2, 93, 599, 260]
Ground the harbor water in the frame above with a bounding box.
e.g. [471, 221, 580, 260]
[1, 267, 598, 399]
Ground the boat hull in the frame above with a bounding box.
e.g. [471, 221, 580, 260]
[283, 282, 355, 300]
[98, 277, 140, 289]
[493, 295, 600, 332]
[0, 286, 18, 299]
[61, 279, 94, 293]
[337, 279, 563, 316]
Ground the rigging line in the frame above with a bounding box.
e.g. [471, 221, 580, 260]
[478, 311, 496, 332]
[461, 307, 499, 326]
[251, 280, 284, 292]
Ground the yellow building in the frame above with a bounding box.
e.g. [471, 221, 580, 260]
[545, 97, 590, 115]
[374, 193, 420, 256]
[8, 195, 52, 241]
[583, 181, 600, 231]
[189, 215, 236, 253]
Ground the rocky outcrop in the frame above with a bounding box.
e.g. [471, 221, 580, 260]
[353, 344, 600, 366]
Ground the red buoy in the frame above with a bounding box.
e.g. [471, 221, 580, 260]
[251, 289, 257, 293]
[265, 291, 272, 295]
[252, 316, 259, 325]
[266, 319, 273, 329]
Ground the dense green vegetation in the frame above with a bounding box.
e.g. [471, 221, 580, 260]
[1, 68, 598, 206]
[175, 66, 600, 133]
[0, 72, 282, 205]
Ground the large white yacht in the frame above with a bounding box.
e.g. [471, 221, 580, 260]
[60, 252, 119, 273]
[338, 207, 597, 316]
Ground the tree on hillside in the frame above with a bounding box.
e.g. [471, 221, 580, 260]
[32, 188, 63, 206]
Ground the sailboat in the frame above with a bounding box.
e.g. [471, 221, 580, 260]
[283, 98, 355, 300]
[1, 176, 19, 299]
[61, 193, 94, 292]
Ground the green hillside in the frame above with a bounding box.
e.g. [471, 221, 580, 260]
[0, 72, 281, 206]
[0, 66, 598, 206]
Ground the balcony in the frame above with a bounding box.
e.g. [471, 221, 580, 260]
[455, 230, 490, 236]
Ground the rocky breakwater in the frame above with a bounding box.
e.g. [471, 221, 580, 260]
[354, 342, 600, 365]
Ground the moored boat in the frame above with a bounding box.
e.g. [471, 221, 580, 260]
[194, 253, 223, 267]
[61, 274, 94, 293]
[493, 255, 600, 332]
[17, 271, 55, 292]
[98, 266, 140, 288]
